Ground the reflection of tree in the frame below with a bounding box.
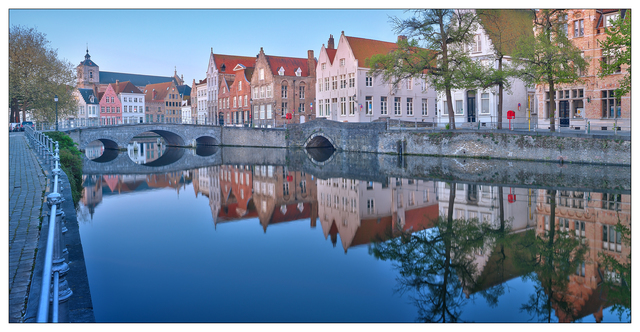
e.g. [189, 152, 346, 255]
[370, 182, 500, 322]
[517, 189, 588, 322]
[598, 218, 630, 321]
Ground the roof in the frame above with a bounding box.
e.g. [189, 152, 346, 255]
[143, 81, 175, 102]
[100, 71, 177, 87]
[265, 54, 313, 77]
[78, 88, 99, 104]
[176, 84, 191, 98]
[477, 9, 534, 56]
[79, 50, 98, 67]
[325, 48, 338, 65]
[114, 81, 143, 95]
[344, 35, 399, 68]
[212, 54, 256, 73]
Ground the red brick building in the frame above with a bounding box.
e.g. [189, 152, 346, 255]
[535, 9, 630, 131]
[144, 81, 181, 123]
[227, 64, 254, 126]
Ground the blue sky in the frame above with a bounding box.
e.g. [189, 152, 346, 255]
[9, 8, 413, 85]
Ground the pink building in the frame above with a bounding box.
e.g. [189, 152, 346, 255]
[99, 83, 122, 125]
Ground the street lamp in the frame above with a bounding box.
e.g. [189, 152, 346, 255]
[54, 95, 59, 131]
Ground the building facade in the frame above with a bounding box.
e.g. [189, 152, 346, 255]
[206, 51, 257, 125]
[98, 83, 122, 125]
[316, 32, 436, 124]
[74, 88, 100, 127]
[143, 81, 181, 123]
[227, 64, 253, 126]
[250, 47, 316, 128]
[535, 9, 630, 131]
[116, 81, 145, 124]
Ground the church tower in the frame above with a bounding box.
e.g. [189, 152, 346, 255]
[77, 48, 100, 89]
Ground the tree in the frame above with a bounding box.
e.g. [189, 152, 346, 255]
[9, 25, 76, 124]
[512, 10, 587, 132]
[599, 10, 630, 98]
[369, 9, 480, 130]
[474, 9, 534, 129]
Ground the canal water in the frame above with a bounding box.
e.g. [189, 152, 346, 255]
[77, 144, 630, 323]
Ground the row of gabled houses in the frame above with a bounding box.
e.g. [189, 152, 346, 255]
[68, 8, 628, 131]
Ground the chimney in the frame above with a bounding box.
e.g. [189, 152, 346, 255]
[398, 35, 407, 42]
[328, 34, 335, 49]
[308, 50, 316, 77]
[153, 89, 157, 100]
[116, 80, 119, 93]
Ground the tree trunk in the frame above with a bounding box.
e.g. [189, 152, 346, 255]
[497, 57, 504, 130]
[548, 80, 556, 132]
[446, 89, 455, 129]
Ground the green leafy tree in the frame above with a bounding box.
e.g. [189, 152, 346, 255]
[368, 9, 480, 130]
[599, 10, 630, 97]
[474, 9, 534, 129]
[512, 10, 588, 132]
[9, 25, 76, 123]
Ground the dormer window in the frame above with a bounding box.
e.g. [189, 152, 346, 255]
[295, 67, 302, 77]
[278, 67, 285, 76]
[221, 64, 226, 72]
[605, 12, 620, 27]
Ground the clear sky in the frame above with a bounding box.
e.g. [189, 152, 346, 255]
[8, 7, 414, 86]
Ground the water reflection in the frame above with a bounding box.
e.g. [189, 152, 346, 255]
[79, 162, 630, 323]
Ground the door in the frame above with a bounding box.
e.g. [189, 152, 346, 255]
[559, 101, 569, 127]
[467, 92, 476, 122]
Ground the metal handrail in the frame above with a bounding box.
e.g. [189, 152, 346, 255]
[24, 127, 71, 323]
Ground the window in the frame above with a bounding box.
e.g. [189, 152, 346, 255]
[266, 85, 272, 98]
[266, 104, 272, 119]
[260, 105, 265, 119]
[332, 76, 337, 90]
[349, 96, 355, 115]
[238, 81, 242, 91]
[365, 96, 373, 115]
[278, 67, 285, 76]
[602, 224, 622, 252]
[367, 199, 375, 214]
[244, 95, 248, 107]
[574, 220, 586, 237]
[422, 99, 428, 116]
[260, 86, 265, 99]
[365, 72, 373, 87]
[318, 78, 323, 92]
[574, 19, 584, 37]
[259, 68, 264, 80]
[407, 97, 413, 115]
[340, 74, 346, 89]
[455, 100, 463, 115]
[299, 103, 305, 113]
[318, 101, 323, 116]
[340, 97, 346, 116]
[407, 77, 413, 90]
[233, 97, 237, 108]
[340, 58, 345, 67]
[324, 77, 330, 91]
[602, 90, 621, 118]
[602, 193, 621, 210]
[381, 97, 388, 115]
[321, 63, 326, 70]
[394, 97, 401, 115]
[561, 14, 568, 36]
[281, 102, 287, 116]
[348, 73, 355, 88]
[481, 93, 490, 114]
[470, 34, 482, 53]
[325, 99, 331, 116]
[299, 85, 305, 99]
[253, 87, 258, 99]
[605, 12, 620, 27]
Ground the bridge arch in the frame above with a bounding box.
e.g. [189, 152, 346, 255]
[304, 132, 337, 150]
[127, 129, 186, 147]
[195, 135, 219, 146]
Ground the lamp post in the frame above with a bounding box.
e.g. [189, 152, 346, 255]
[54, 95, 59, 131]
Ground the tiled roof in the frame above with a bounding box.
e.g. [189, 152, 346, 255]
[143, 82, 174, 102]
[477, 9, 534, 56]
[114, 81, 143, 95]
[177, 84, 191, 98]
[344, 35, 398, 68]
[325, 48, 337, 65]
[265, 54, 313, 77]
[213, 54, 256, 73]
[100, 71, 177, 87]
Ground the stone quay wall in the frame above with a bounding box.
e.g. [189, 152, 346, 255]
[220, 126, 286, 148]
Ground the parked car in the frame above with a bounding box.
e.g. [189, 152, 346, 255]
[10, 123, 20, 132]
[21, 121, 34, 131]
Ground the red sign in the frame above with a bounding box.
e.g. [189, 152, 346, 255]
[286, 175, 293, 182]
[507, 110, 515, 119]
[286, 113, 292, 120]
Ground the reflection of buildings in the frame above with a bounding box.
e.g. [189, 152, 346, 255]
[252, 166, 317, 232]
[535, 189, 630, 322]
[192, 166, 221, 225]
[81, 175, 103, 218]
[217, 165, 257, 224]
[437, 184, 537, 297]
[128, 134, 167, 164]
[317, 177, 439, 252]
[85, 140, 104, 160]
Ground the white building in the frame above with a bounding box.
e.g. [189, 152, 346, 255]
[315, 32, 437, 123]
[74, 88, 100, 127]
[181, 99, 192, 124]
[435, 10, 537, 129]
[195, 79, 208, 124]
[116, 81, 145, 124]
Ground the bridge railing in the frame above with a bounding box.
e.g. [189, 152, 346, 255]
[386, 116, 630, 135]
[24, 126, 73, 322]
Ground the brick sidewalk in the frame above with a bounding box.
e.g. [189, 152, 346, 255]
[8, 132, 48, 323]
